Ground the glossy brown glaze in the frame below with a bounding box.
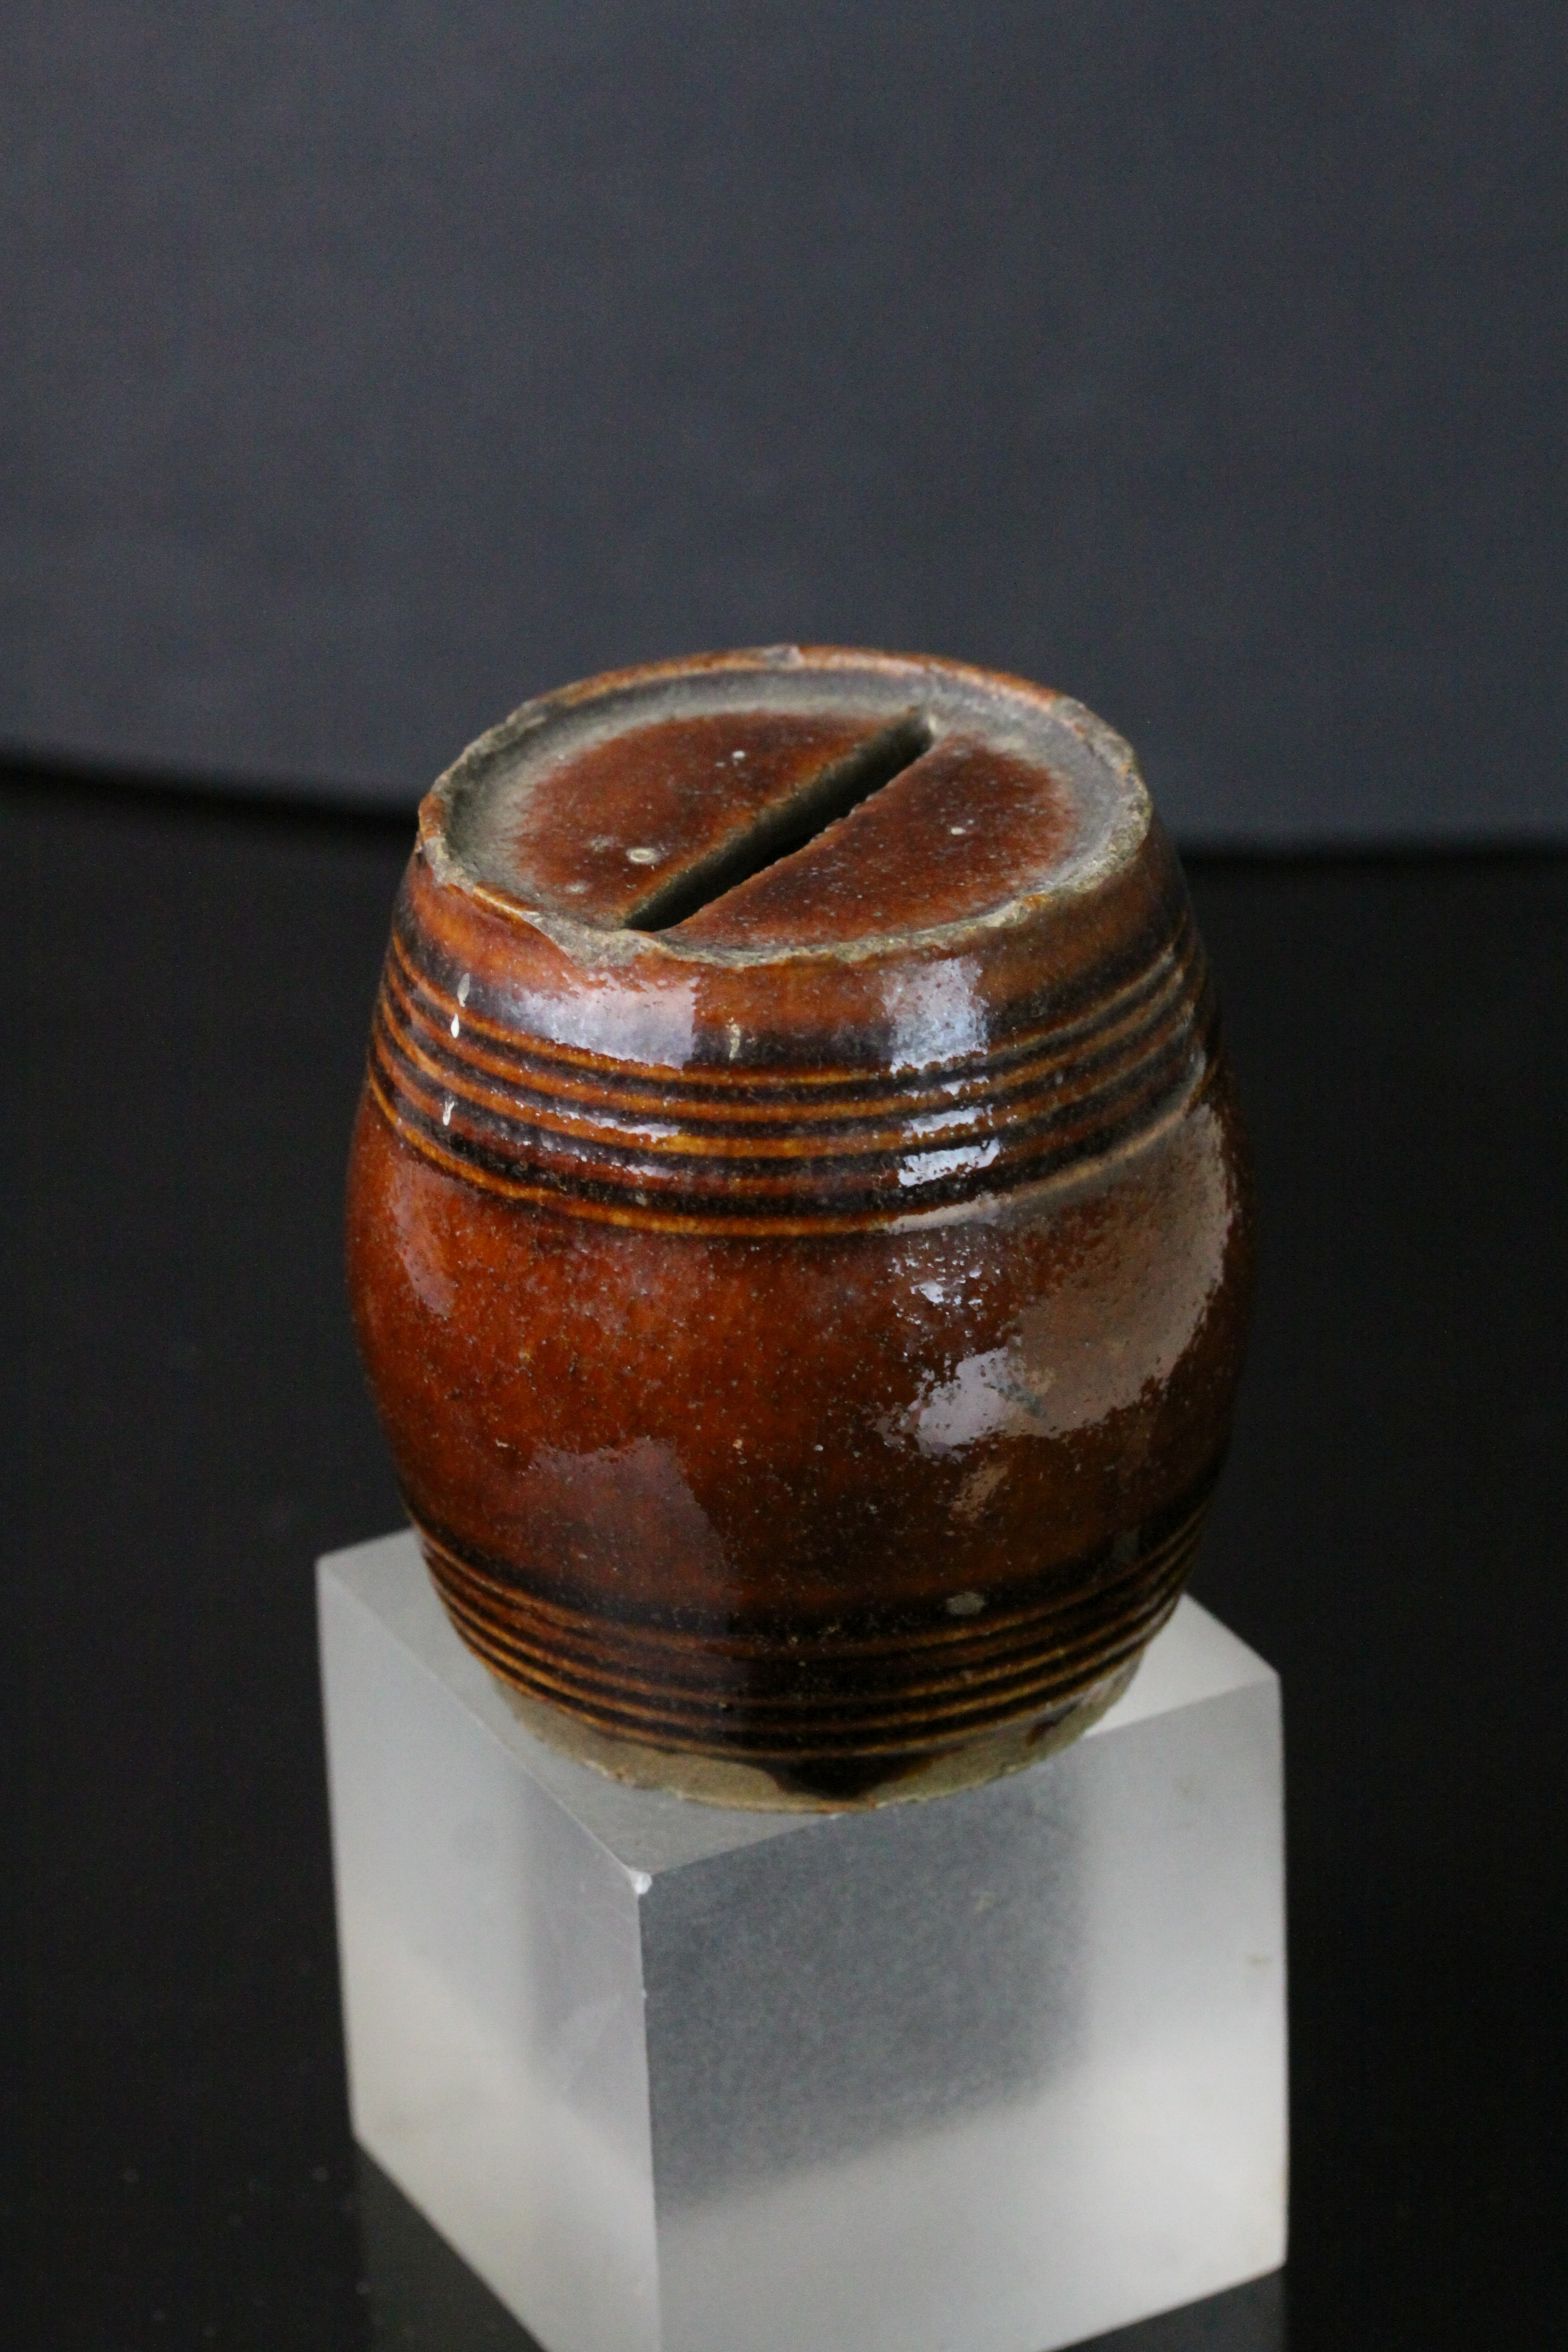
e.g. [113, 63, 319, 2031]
[346, 647, 1253, 1808]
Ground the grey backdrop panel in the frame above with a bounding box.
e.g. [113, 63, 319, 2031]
[9, 4, 1566, 839]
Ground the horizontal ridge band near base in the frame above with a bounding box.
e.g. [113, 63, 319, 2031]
[413, 1481, 1215, 1768]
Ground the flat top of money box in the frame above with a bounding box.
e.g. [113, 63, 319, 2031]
[430, 647, 1150, 963]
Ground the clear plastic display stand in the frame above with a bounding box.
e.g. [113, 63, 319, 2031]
[319, 1531, 1286, 2352]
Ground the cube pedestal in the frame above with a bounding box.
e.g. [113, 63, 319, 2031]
[319, 1532, 1286, 2352]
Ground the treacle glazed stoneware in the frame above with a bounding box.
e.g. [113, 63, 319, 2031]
[347, 647, 1253, 1809]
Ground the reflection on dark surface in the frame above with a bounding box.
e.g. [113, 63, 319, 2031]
[1093, 2273, 1285, 2351]
[357, 2150, 541, 2350]
[357, 2147, 1285, 2352]
[358, 2146, 1285, 2352]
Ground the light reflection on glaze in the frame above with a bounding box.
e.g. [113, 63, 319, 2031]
[896, 1104, 1233, 1453]
[387, 1155, 458, 1319]
[516, 1436, 728, 1583]
[496, 971, 702, 1070]
[883, 956, 988, 1072]
[898, 1138, 1002, 1190]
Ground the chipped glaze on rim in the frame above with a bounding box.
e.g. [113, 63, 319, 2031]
[420, 645, 1153, 969]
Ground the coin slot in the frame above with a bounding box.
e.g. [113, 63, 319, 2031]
[622, 712, 934, 932]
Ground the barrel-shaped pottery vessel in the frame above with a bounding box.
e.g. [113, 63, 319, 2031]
[347, 647, 1252, 1808]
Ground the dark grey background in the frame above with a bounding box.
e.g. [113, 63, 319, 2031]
[9, 4, 1566, 839]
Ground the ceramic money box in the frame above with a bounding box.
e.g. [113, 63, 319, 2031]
[346, 647, 1253, 1808]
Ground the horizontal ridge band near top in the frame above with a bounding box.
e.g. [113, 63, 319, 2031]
[367, 902, 1217, 1230]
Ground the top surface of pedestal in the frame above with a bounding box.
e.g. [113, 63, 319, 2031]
[427, 647, 1150, 964]
[321, 1532, 1276, 1880]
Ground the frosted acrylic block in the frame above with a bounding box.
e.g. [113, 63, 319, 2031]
[319, 1532, 1286, 2352]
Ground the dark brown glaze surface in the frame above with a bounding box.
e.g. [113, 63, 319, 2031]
[673, 736, 1076, 949]
[347, 646, 1253, 1806]
[473, 708, 880, 927]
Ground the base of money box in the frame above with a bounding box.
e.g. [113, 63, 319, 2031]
[319, 1532, 1286, 2352]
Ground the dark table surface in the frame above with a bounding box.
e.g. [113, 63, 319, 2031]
[12, 772, 1566, 2351]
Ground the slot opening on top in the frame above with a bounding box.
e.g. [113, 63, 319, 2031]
[622, 711, 934, 932]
